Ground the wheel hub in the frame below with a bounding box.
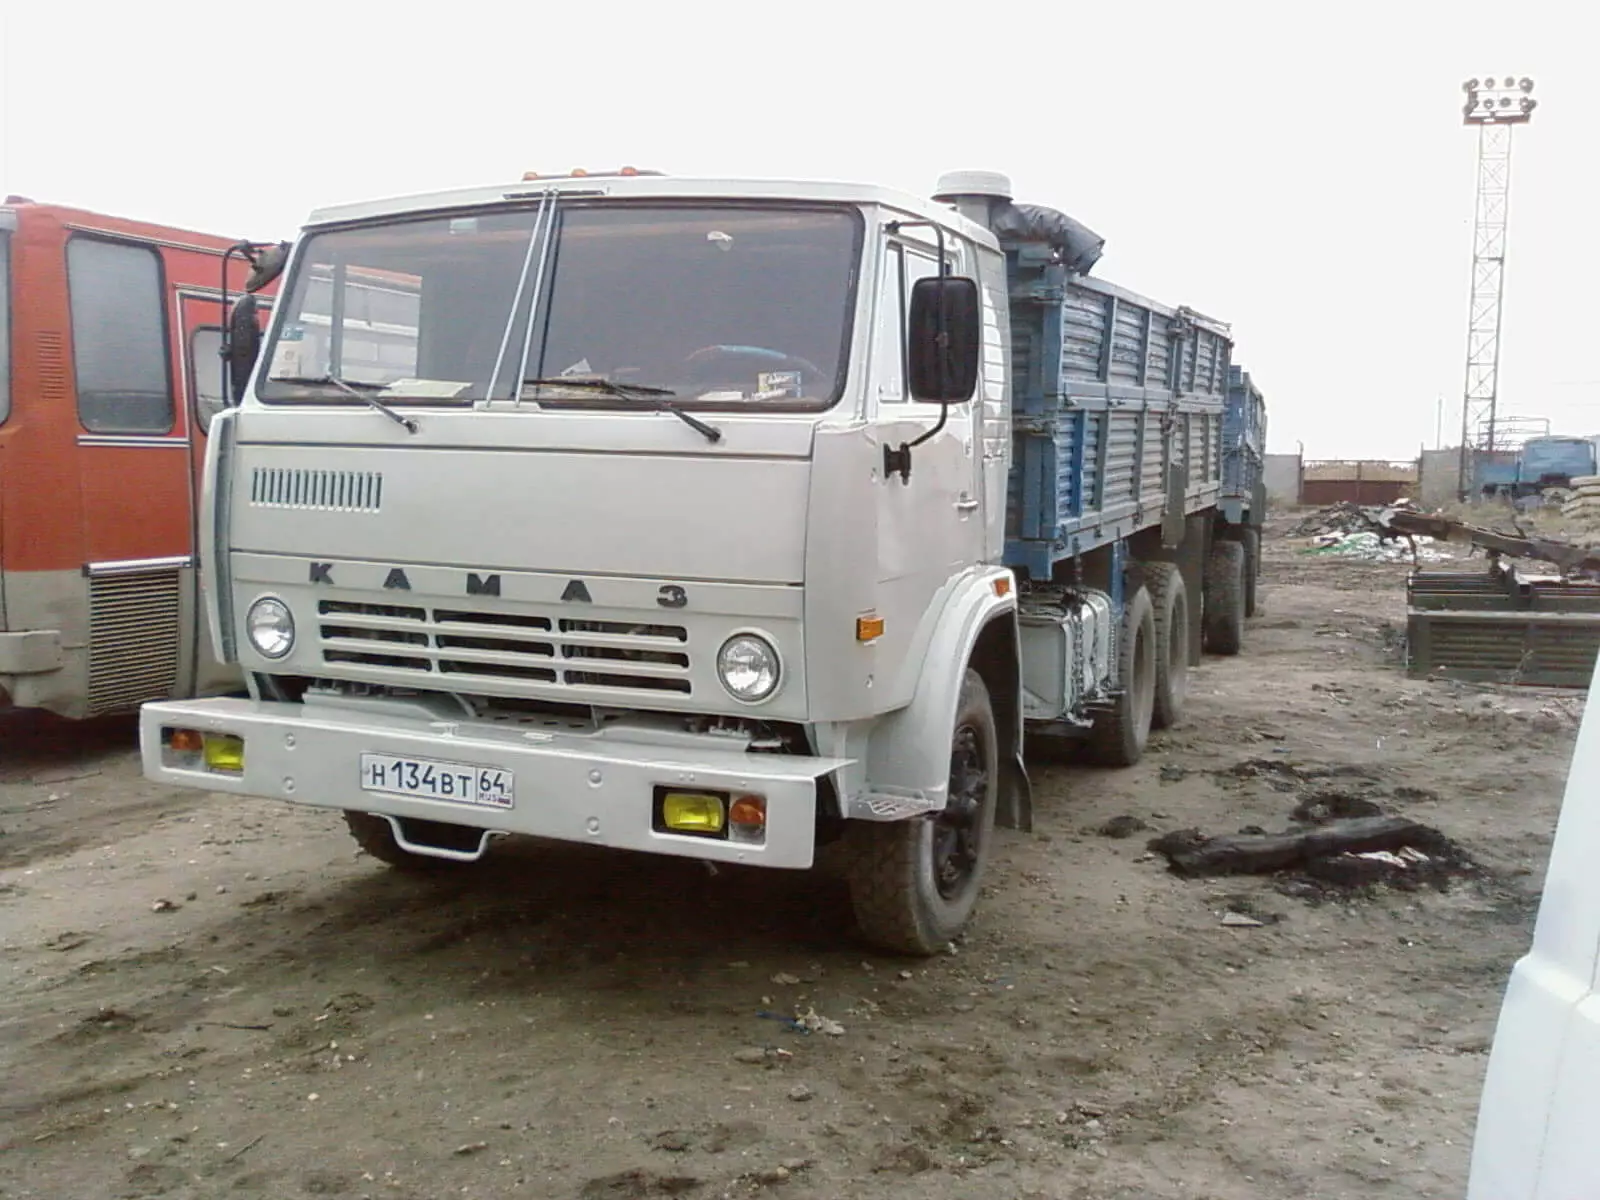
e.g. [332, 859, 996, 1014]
[933, 724, 988, 899]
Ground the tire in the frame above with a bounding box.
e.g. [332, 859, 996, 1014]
[1144, 563, 1189, 731]
[845, 669, 999, 956]
[1085, 584, 1156, 767]
[344, 811, 475, 873]
[1203, 539, 1246, 656]
[1242, 529, 1261, 618]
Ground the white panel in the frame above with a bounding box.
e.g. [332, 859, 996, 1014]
[231, 444, 811, 584]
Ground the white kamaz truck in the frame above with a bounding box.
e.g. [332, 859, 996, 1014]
[140, 169, 1262, 954]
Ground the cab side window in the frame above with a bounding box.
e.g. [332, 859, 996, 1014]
[67, 238, 173, 434]
[874, 242, 946, 406]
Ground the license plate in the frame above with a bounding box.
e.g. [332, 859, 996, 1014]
[359, 754, 515, 810]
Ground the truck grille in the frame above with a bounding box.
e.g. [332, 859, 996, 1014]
[316, 601, 692, 695]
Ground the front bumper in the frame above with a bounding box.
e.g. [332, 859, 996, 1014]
[139, 697, 847, 868]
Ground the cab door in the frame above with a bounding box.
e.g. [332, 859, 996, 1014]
[67, 235, 196, 714]
[870, 232, 985, 634]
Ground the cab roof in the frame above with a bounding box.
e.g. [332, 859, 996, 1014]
[303, 175, 998, 249]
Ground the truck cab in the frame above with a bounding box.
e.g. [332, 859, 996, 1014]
[144, 173, 1034, 950]
[139, 170, 1254, 953]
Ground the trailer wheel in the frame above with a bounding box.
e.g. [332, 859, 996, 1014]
[344, 812, 473, 873]
[1085, 584, 1156, 767]
[1242, 529, 1261, 618]
[845, 669, 999, 956]
[1203, 539, 1246, 656]
[1144, 563, 1189, 730]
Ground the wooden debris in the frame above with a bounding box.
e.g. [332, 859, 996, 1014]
[1149, 816, 1437, 877]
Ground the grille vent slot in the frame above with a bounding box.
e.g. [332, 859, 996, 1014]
[250, 468, 383, 512]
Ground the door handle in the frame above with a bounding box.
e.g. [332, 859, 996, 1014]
[956, 497, 980, 513]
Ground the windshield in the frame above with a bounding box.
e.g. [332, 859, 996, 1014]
[258, 203, 861, 409]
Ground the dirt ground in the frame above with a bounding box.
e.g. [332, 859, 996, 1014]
[1, 522, 1586, 1200]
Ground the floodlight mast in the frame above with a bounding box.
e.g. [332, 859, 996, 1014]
[1457, 76, 1537, 500]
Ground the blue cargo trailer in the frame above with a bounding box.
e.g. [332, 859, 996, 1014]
[925, 171, 1269, 768]
[1222, 367, 1267, 524]
[1002, 251, 1232, 580]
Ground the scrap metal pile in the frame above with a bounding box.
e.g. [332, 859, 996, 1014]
[1291, 501, 1600, 578]
[1378, 508, 1600, 579]
[1289, 500, 1600, 688]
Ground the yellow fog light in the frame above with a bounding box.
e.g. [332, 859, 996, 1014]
[661, 792, 725, 835]
[203, 734, 245, 775]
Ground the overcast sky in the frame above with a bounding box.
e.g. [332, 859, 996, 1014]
[2, 1, 1593, 459]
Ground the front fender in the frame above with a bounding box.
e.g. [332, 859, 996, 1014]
[864, 566, 1027, 823]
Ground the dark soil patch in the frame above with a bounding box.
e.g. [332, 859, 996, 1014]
[1292, 792, 1384, 823]
[1096, 815, 1152, 839]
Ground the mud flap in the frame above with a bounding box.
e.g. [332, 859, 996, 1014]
[1162, 460, 1190, 548]
[998, 751, 1034, 833]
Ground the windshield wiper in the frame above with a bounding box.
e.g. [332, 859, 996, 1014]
[522, 378, 722, 444]
[269, 374, 419, 434]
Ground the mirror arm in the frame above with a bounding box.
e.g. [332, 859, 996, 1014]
[884, 221, 954, 484]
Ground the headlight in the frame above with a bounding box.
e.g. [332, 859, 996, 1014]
[717, 633, 780, 703]
[246, 597, 295, 659]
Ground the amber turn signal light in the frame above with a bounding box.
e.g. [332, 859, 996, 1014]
[856, 615, 885, 642]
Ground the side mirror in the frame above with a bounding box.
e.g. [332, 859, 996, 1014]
[226, 293, 264, 404]
[907, 276, 980, 403]
[244, 241, 291, 294]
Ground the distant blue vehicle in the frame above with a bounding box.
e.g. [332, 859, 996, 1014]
[1472, 437, 1597, 499]
[1519, 436, 1597, 490]
[1472, 450, 1521, 496]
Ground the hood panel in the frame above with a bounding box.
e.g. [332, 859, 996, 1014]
[230, 442, 811, 584]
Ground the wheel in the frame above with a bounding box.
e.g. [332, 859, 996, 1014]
[845, 669, 999, 955]
[1242, 529, 1261, 618]
[1085, 584, 1156, 767]
[1144, 563, 1189, 731]
[344, 811, 475, 873]
[1203, 539, 1246, 656]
